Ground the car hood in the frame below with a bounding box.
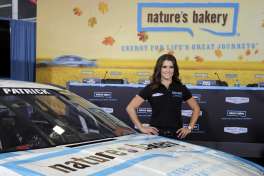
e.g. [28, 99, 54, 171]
[0, 134, 263, 176]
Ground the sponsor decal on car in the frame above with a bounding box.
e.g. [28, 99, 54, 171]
[225, 97, 249, 104]
[224, 127, 248, 134]
[48, 141, 178, 174]
[101, 107, 114, 113]
[0, 88, 50, 95]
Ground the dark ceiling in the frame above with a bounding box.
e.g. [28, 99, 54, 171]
[0, 0, 36, 20]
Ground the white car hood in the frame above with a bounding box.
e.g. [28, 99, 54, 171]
[0, 134, 263, 176]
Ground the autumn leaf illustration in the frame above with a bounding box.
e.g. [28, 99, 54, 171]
[167, 50, 175, 55]
[238, 55, 244, 60]
[194, 56, 204, 62]
[88, 17, 97, 27]
[245, 49, 251, 56]
[255, 49, 259, 54]
[102, 36, 115, 46]
[73, 7, 82, 16]
[215, 49, 223, 58]
[262, 20, 264, 28]
[137, 32, 148, 42]
[99, 2, 109, 14]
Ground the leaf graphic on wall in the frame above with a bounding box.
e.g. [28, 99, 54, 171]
[102, 36, 115, 46]
[214, 49, 223, 58]
[262, 20, 264, 28]
[194, 56, 204, 62]
[88, 17, 97, 27]
[245, 49, 251, 56]
[99, 2, 109, 14]
[238, 55, 244, 60]
[255, 49, 259, 54]
[73, 7, 82, 16]
[137, 32, 148, 42]
[167, 50, 175, 55]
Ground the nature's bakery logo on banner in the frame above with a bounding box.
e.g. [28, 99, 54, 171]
[138, 3, 239, 37]
[36, 0, 264, 87]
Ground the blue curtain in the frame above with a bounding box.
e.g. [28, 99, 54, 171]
[10, 20, 36, 81]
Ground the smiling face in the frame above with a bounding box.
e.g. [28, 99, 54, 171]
[161, 60, 174, 82]
[151, 54, 180, 85]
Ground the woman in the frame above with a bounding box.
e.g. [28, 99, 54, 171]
[126, 54, 200, 139]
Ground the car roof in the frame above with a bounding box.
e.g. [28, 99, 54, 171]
[0, 80, 62, 90]
[54, 55, 83, 59]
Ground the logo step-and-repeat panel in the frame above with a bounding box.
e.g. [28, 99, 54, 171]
[68, 83, 264, 144]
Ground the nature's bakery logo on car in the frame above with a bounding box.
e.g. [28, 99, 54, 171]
[48, 141, 178, 174]
[137, 2, 239, 37]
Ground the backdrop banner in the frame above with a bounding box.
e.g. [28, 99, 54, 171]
[36, 0, 264, 87]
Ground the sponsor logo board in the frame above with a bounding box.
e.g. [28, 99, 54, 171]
[225, 97, 249, 104]
[224, 127, 248, 134]
[94, 92, 112, 98]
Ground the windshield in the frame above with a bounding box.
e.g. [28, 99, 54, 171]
[0, 88, 135, 153]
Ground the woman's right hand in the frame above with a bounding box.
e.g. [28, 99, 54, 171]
[139, 126, 159, 135]
[126, 95, 158, 135]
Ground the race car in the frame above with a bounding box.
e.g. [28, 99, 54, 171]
[37, 55, 97, 67]
[0, 80, 263, 176]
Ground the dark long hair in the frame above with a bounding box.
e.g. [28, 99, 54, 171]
[150, 54, 181, 88]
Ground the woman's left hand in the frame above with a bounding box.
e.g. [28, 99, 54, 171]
[176, 127, 191, 139]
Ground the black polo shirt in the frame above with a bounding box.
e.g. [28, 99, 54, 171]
[138, 82, 192, 129]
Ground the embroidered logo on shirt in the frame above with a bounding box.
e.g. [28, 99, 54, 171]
[152, 93, 164, 97]
[172, 91, 182, 97]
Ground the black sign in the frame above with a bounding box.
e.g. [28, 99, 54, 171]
[68, 83, 264, 144]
